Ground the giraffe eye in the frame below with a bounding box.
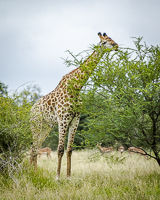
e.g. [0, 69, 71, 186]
[102, 41, 107, 44]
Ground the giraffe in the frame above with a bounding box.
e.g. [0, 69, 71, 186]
[30, 32, 118, 180]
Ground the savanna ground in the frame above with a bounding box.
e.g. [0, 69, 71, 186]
[0, 149, 160, 200]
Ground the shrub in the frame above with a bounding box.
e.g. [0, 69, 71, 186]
[0, 90, 33, 181]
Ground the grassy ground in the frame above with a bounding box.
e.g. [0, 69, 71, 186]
[0, 149, 160, 200]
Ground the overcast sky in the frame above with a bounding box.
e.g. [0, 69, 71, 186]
[1, 0, 160, 95]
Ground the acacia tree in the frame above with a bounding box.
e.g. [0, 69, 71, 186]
[66, 38, 160, 166]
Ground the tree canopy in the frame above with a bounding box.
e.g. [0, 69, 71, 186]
[65, 37, 160, 166]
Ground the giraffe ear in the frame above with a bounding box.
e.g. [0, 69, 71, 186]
[103, 33, 108, 38]
[98, 32, 104, 41]
[103, 32, 107, 36]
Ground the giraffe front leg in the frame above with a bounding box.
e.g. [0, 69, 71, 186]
[67, 114, 80, 179]
[56, 121, 68, 180]
[56, 143, 65, 180]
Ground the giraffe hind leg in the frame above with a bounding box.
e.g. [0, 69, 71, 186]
[30, 122, 52, 170]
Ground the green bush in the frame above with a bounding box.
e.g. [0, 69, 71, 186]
[0, 90, 33, 179]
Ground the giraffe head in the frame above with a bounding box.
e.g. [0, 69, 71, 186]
[98, 32, 118, 51]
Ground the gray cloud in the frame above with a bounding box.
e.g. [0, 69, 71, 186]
[0, 0, 160, 94]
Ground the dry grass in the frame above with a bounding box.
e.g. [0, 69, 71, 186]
[0, 149, 160, 200]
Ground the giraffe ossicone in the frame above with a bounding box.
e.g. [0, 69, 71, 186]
[30, 32, 118, 180]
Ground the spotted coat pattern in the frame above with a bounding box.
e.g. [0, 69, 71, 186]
[30, 32, 118, 179]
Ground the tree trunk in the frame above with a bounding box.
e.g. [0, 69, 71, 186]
[152, 147, 160, 167]
[156, 157, 160, 167]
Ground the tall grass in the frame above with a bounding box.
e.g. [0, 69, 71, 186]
[0, 149, 160, 200]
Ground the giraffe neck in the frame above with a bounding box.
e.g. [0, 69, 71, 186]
[67, 49, 104, 92]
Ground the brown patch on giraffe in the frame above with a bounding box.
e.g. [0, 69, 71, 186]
[51, 93, 55, 98]
[50, 106, 55, 114]
[64, 103, 70, 107]
[63, 94, 67, 99]
[57, 103, 62, 109]
[52, 102, 55, 107]
[47, 99, 51, 105]
[58, 145, 64, 154]
[76, 71, 80, 75]
[42, 105, 45, 111]
[60, 92, 63, 97]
